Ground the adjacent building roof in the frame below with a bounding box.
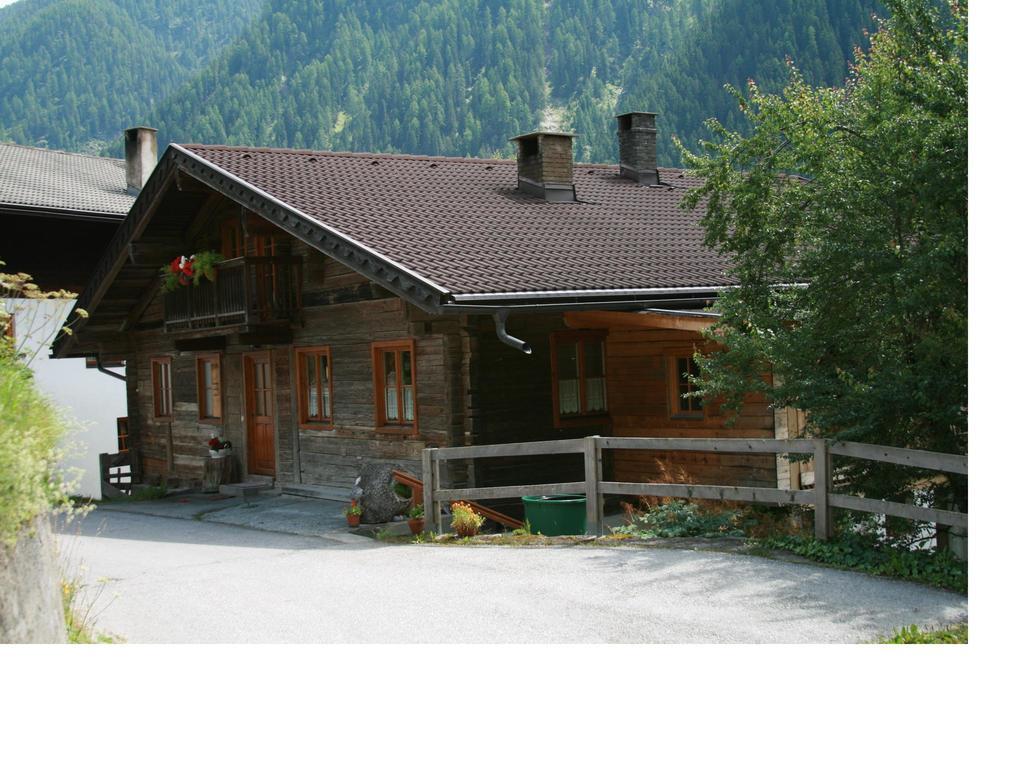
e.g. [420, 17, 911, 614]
[179, 144, 735, 300]
[0, 142, 134, 220]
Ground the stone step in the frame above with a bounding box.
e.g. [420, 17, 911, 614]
[279, 483, 351, 503]
[220, 480, 275, 498]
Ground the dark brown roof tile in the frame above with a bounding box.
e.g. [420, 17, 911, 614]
[182, 144, 734, 297]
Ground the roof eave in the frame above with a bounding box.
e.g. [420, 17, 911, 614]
[438, 287, 726, 315]
[439, 282, 807, 314]
[0, 202, 128, 222]
[448, 285, 736, 303]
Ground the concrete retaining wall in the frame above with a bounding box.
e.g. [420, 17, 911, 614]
[0, 514, 66, 643]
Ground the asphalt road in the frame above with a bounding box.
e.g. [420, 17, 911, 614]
[56, 509, 967, 643]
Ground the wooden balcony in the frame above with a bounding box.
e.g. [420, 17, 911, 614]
[163, 257, 300, 333]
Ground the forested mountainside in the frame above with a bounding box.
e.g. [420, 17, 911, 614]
[0, 0, 263, 152]
[573, 0, 885, 162]
[0, 0, 883, 163]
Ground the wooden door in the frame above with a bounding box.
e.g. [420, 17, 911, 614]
[244, 352, 275, 476]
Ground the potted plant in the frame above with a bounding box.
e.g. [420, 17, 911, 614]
[162, 250, 224, 292]
[207, 436, 232, 458]
[346, 500, 362, 528]
[407, 504, 425, 535]
[450, 501, 484, 538]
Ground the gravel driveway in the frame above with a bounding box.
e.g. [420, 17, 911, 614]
[57, 509, 967, 643]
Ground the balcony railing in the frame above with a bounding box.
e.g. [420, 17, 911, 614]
[163, 257, 300, 332]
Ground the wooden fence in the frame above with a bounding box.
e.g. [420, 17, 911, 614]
[421, 436, 967, 539]
[99, 449, 139, 499]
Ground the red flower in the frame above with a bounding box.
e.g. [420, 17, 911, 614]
[170, 255, 194, 285]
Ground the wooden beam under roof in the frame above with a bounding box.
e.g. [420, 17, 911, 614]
[174, 336, 227, 352]
[564, 309, 718, 333]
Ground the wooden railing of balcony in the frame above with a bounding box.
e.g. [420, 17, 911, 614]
[163, 257, 300, 332]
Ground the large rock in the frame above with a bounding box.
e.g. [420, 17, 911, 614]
[352, 464, 412, 524]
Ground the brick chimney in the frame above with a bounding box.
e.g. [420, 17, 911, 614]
[616, 112, 659, 185]
[509, 131, 576, 202]
[124, 126, 158, 194]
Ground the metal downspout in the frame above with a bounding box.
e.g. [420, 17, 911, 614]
[493, 310, 532, 354]
[95, 359, 127, 382]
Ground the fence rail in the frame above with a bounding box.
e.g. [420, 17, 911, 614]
[421, 436, 967, 540]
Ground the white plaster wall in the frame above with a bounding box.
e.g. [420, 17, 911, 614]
[4, 298, 126, 500]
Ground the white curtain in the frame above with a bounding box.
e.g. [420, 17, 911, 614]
[559, 378, 580, 415]
[402, 385, 414, 421]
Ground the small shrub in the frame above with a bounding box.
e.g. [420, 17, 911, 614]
[612, 500, 744, 539]
[0, 351, 70, 545]
[408, 504, 424, 519]
[761, 534, 967, 593]
[450, 501, 484, 538]
[1, 264, 89, 546]
[736, 505, 814, 538]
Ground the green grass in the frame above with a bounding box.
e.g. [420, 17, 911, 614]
[880, 623, 967, 644]
[61, 578, 120, 644]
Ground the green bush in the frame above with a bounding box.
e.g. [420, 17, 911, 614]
[612, 501, 744, 539]
[0, 352, 69, 546]
[761, 534, 967, 594]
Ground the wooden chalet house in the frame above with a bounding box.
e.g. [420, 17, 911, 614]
[53, 115, 804, 503]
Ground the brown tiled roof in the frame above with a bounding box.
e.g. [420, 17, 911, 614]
[181, 144, 734, 298]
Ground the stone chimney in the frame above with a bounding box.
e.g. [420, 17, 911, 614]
[616, 112, 659, 185]
[124, 126, 158, 194]
[509, 131, 576, 202]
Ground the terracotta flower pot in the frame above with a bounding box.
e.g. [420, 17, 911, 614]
[408, 518, 425, 535]
[346, 514, 361, 528]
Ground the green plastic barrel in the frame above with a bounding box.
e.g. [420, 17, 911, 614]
[521, 494, 587, 536]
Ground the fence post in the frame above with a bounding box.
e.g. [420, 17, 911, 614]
[584, 436, 603, 535]
[813, 439, 833, 540]
[99, 453, 110, 499]
[422, 447, 440, 534]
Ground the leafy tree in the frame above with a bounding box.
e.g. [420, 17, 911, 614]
[682, 0, 967, 514]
